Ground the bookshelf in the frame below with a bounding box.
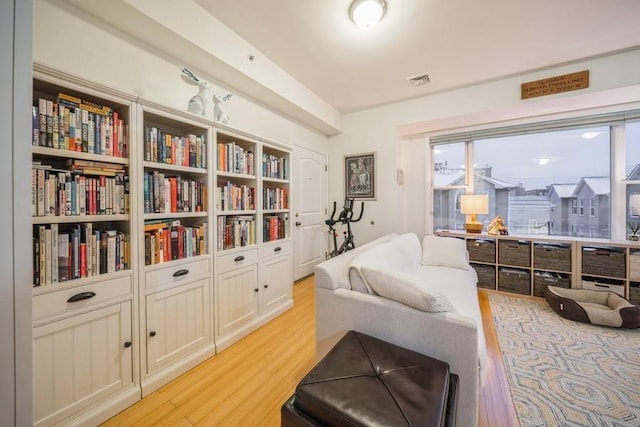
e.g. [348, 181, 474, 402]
[213, 130, 293, 350]
[28, 64, 295, 425]
[137, 104, 215, 396]
[31, 68, 139, 426]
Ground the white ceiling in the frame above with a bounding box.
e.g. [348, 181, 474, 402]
[194, 0, 640, 114]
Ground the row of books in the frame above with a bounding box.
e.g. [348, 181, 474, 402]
[144, 127, 207, 169]
[217, 216, 256, 251]
[32, 164, 128, 217]
[144, 221, 208, 265]
[33, 223, 129, 286]
[262, 153, 288, 180]
[216, 142, 255, 175]
[143, 172, 207, 214]
[263, 187, 289, 210]
[216, 182, 256, 212]
[32, 94, 127, 158]
[263, 215, 289, 242]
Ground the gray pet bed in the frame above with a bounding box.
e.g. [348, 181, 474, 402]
[545, 285, 640, 328]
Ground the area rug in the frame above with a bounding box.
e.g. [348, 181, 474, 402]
[489, 293, 640, 427]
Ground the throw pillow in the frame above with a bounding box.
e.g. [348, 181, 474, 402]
[360, 266, 455, 312]
[422, 235, 469, 270]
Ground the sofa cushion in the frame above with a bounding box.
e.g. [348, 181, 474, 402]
[361, 266, 455, 312]
[349, 236, 420, 294]
[422, 235, 469, 270]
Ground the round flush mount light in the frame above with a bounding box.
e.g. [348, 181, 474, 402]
[349, 0, 387, 29]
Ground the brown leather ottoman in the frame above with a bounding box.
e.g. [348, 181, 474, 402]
[282, 331, 458, 427]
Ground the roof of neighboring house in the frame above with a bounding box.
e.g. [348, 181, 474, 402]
[432, 171, 518, 189]
[433, 171, 465, 187]
[572, 177, 610, 196]
[481, 175, 518, 189]
[549, 184, 577, 198]
[627, 164, 640, 181]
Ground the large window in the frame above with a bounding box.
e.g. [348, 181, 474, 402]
[431, 117, 640, 239]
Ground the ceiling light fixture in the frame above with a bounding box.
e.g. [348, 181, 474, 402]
[349, 0, 387, 29]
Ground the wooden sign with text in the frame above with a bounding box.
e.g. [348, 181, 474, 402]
[521, 70, 589, 100]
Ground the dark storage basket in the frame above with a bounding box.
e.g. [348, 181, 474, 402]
[534, 243, 572, 272]
[498, 240, 531, 267]
[630, 284, 640, 306]
[498, 268, 531, 295]
[581, 247, 626, 278]
[467, 239, 496, 263]
[471, 263, 495, 290]
[534, 271, 571, 297]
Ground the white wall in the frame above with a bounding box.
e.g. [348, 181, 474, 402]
[328, 49, 640, 243]
[3, 0, 33, 424]
[33, 0, 330, 155]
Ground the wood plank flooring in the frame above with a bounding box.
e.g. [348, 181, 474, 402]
[103, 277, 519, 426]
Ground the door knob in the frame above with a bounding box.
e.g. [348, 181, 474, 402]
[295, 221, 301, 226]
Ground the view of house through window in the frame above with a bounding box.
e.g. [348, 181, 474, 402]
[431, 122, 639, 239]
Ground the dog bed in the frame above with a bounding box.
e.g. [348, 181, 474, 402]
[545, 285, 640, 328]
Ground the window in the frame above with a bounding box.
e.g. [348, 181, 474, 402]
[432, 121, 615, 238]
[629, 193, 640, 217]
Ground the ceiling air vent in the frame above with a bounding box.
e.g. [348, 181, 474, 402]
[406, 72, 432, 88]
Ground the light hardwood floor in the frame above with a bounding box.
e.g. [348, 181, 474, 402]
[103, 277, 519, 426]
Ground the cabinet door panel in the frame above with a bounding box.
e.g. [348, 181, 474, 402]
[261, 253, 292, 313]
[146, 278, 210, 373]
[33, 302, 132, 427]
[217, 264, 258, 336]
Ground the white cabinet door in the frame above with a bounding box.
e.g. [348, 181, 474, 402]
[145, 278, 210, 373]
[216, 264, 259, 337]
[261, 253, 293, 314]
[33, 302, 133, 427]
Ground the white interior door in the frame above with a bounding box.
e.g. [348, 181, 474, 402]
[292, 146, 327, 280]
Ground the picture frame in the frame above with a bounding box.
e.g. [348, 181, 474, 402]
[344, 152, 376, 200]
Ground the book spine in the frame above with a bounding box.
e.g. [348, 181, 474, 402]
[51, 224, 58, 284]
[32, 106, 40, 146]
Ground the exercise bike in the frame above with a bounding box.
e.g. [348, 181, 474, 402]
[325, 198, 364, 259]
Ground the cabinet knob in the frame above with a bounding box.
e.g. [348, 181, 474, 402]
[149, 331, 157, 338]
[264, 284, 269, 289]
[235, 255, 245, 262]
[274, 247, 281, 252]
[295, 222, 301, 226]
[124, 341, 132, 348]
[254, 288, 259, 293]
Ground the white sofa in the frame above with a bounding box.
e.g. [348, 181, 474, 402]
[314, 232, 487, 427]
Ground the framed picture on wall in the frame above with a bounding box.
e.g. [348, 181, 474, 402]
[345, 152, 376, 200]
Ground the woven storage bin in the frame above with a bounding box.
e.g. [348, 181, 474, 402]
[467, 239, 496, 263]
[498, 268, 531, 295]
[498, 240, 531, 267]
[630, 285, 640, 306]
[533, 271, 571, 297]
[471, 263, 495, 290]
[534, 243, 571, 272]
[581, 277, 625, 297]
[581, 247, 626, 278]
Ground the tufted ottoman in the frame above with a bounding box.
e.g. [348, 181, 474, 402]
[281, 330, 458, 427]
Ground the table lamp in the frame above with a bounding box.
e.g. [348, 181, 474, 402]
[461, 194, 488, 233]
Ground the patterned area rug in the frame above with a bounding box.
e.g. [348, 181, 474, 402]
[489, 293, 640, 427]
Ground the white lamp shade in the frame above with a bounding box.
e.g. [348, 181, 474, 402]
[350, 0, 387, 29]
[460, 194, 489, 215]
